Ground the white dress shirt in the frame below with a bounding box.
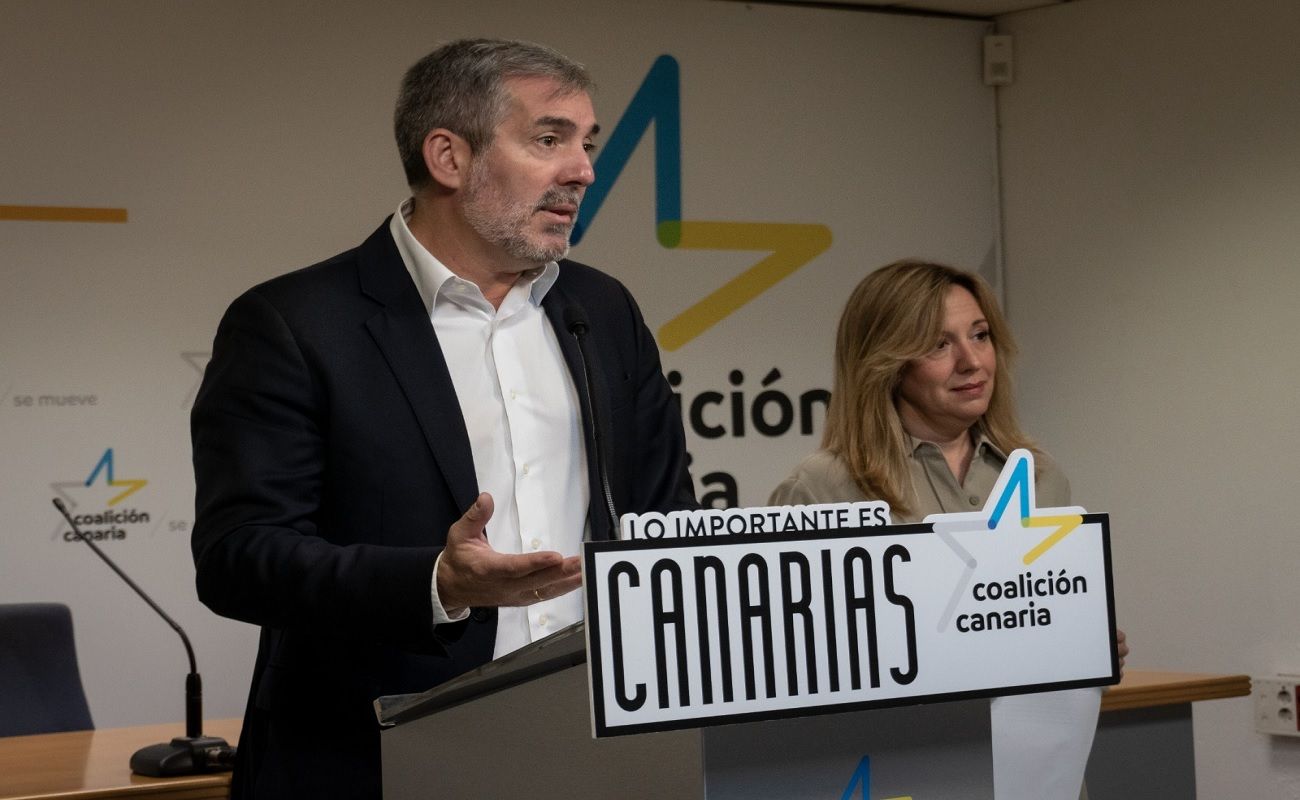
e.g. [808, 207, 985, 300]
[390, 201, 589, 658]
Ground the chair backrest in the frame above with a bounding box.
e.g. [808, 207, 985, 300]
[0, 603, 94, 736]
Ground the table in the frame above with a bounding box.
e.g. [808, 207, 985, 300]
[1101, 670, 1251, 712]
[0, 672, 1249, 799]
[1089, 671, 1251, 798]
[0, 719, 240, 800]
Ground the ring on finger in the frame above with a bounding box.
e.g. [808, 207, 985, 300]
[534, 588, 543, 601]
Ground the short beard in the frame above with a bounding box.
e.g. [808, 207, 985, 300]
[462, 162, 577, 265]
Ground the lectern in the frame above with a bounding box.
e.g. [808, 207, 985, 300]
[377, 623, 993, 800]
[379, 480, 1118, 799]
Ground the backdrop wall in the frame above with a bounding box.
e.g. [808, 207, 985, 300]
[1, 0, 999, 733]
[997, 0, 1300, 796]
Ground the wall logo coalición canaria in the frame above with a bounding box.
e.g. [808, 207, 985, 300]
[49, 448, 151, 542]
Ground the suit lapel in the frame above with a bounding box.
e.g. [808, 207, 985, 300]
[357, 220, 479, 513]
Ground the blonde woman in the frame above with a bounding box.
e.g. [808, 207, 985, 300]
[772, 260, 1125, 800]
[771, 259, 1065, 521]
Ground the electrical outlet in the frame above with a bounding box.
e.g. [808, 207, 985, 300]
[983, 35, 1014, 87]
[1255, 675, 1300, 736]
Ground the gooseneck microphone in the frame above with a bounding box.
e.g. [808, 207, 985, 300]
[52, 498, 235, 777]
[564, 305, 620, 539]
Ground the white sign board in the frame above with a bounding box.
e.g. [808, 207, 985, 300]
[583, 450, 1118, 737]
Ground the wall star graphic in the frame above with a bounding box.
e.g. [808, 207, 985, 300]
[1, 205, 127, 223]
[84, 447, 148, 506]
[181, 351, 212, 409]
[47, 449, 149, 540]
[572, 55, 832, 351]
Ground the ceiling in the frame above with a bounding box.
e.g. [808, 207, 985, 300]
[735, 0, 1068, 18]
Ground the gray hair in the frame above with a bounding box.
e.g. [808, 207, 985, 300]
[394, 38, 594, 189]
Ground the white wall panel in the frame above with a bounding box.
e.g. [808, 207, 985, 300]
[998, 0, 1300, 795]
[1, 0, 996, 727]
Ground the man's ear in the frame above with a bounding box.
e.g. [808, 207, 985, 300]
[423, 129, 473, 190]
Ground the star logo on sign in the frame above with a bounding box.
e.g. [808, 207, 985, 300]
[926, 449, 1086, 632]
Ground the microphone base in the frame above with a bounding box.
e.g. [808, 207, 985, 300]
[130, 736, 236, 777]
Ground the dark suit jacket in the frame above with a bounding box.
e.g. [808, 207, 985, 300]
[191, 219, 695, 799]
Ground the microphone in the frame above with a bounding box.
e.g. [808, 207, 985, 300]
[52, 498, 236, 777]
[563, 305, 620, 540]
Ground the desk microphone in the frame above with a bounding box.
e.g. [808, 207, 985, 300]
[52, 498, 236, 777]
[564, 304, 620, 540]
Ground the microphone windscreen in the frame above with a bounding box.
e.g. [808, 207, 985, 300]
[563, 304, 590, 335]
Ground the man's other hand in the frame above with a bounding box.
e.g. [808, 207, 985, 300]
[436, 492, 583, 611]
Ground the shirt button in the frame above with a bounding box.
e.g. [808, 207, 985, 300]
[538, 614, 549, 625]
[510, 390, 518, 400]
[530, 537, 541, 550]
[522, 464, 530, 476]
[968, 496, 979, 506]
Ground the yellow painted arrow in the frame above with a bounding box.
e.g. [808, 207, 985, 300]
[1, 205, 127, 223]
[656, 220, 833, 351]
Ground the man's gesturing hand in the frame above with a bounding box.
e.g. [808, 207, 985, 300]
[436, 492, 583, 612]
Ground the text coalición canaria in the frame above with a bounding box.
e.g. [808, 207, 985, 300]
[620, 501, 891, 540]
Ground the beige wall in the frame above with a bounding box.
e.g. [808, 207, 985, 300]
[1, 0, 998, 729]
[998, 0, 1300, 795]
[22, 1, 1283, 790]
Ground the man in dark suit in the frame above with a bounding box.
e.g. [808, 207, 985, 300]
[191, 39, 695, 799]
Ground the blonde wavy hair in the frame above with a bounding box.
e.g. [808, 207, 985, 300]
[821, 260, 1038, 515]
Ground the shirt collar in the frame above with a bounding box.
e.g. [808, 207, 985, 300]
[973, 427, 1008, 461]
[389, 198, 559, 316]
[905, 426, 1005, 460]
